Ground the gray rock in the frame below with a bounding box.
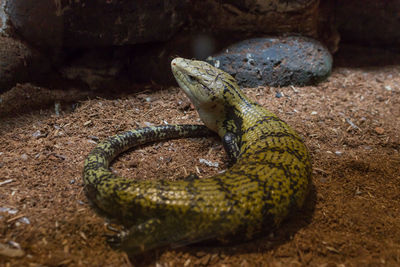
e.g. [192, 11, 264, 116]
[207, 36, 332, 87]
[0, 0, 8, 32]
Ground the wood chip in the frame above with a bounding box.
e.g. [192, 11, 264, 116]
[0, 243, 25, 258]
[374, 127, 385, 134]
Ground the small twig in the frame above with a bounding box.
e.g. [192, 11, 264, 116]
[0, 179, 14, 186]
[345, 118, 360, 131]
[313, 167, 330, 174]
[7, 214, 25, 223]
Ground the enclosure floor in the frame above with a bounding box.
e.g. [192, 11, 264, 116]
[1, 48, 399, 266]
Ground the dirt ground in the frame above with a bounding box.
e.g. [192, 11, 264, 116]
[0, 46, 399, 266]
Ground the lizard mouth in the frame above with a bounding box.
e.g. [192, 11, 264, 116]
[171, 59, 202, 106]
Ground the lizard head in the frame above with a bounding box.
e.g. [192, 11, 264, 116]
[171, 57, 240, 133]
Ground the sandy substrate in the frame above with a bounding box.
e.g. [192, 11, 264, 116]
[0, 47, 399, 266]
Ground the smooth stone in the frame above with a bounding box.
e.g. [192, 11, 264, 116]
[207, 36, 332, 87]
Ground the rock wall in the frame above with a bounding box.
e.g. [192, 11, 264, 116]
[4, 0, 320, 48]
[335, 0, 400, 48]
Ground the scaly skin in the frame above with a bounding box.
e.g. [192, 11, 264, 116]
[83, 58, 312, 254]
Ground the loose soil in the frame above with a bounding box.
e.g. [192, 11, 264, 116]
[0, 46, 399, 266]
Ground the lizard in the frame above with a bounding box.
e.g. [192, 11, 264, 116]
[82, 57, 312, 254]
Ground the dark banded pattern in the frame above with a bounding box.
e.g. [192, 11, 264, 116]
[83, 58, 312, 255]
